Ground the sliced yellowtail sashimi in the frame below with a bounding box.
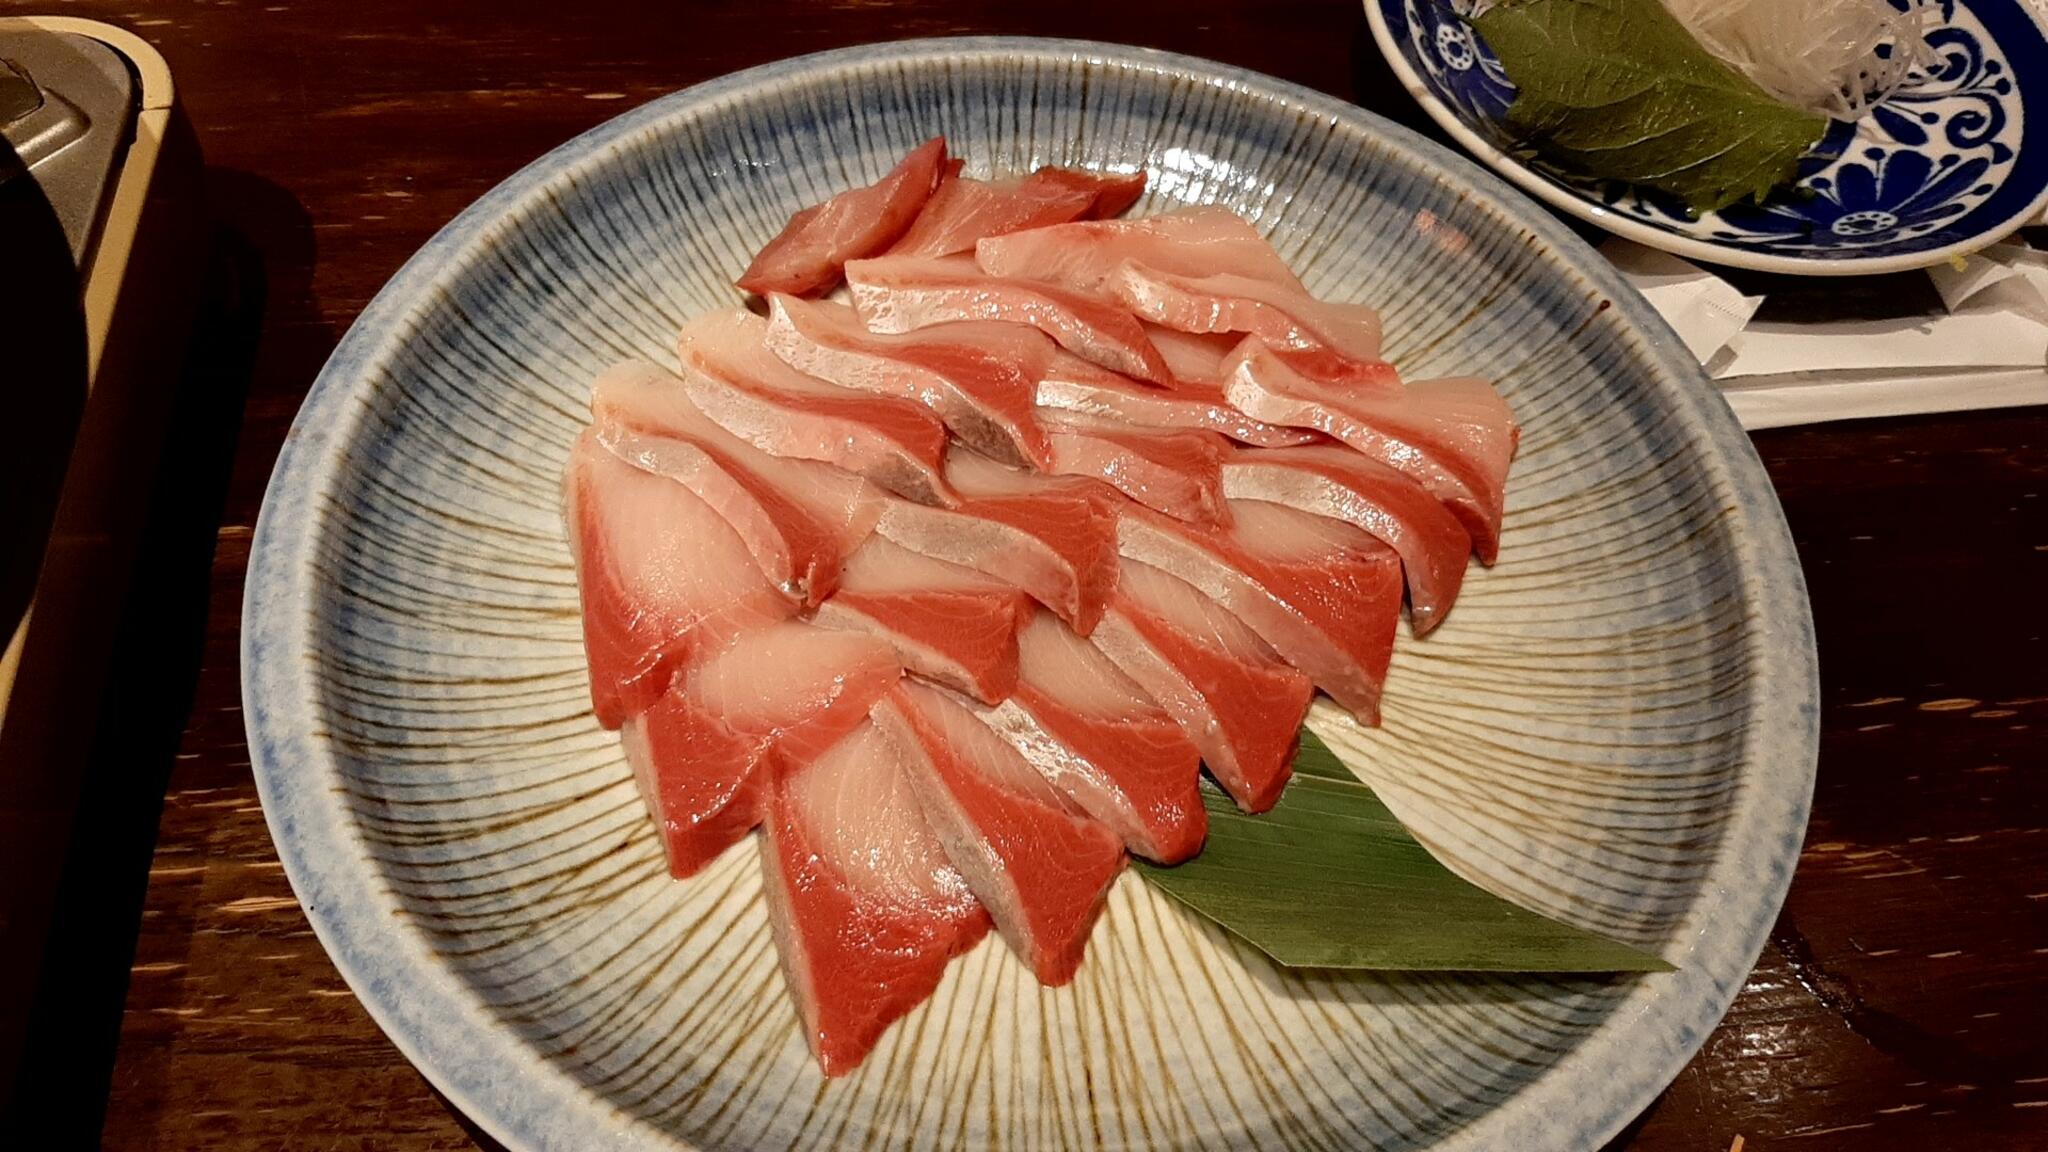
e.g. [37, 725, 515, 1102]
[874, 680, 1125, 986]
[737, 136, 948, 298]
[1110, 261, 1389, 374]
[591, 360, 882, 606]
[761, 718, 991, 1077]
[974, 205, 1302, 293]
[885, 165, 1146, 259]
[1144, 324, 1244, 386]
[1040, 410, 1229, 526]
[875, 451, 1120, 635]
[677, 308, 955, 505]
[976, 609, 1205, 862]
[813, 536, 1031, 704]
[1035, 348, 1320, 448]
[1221, 338, 1518, 563]
[764, 294, 1050, 468]
[622, 621, 899, 878]
[1220, 443, 1472, 635]
[845, 254, 1174, 385]
[1117, 498, 1402, 724]
[562, 430, 794, 729]
[1091, 559, 1314, 813]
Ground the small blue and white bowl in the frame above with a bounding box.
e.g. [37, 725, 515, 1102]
[1367, 0, 2048, 274]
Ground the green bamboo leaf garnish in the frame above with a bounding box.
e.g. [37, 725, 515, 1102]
[1472, 0, 1829, 213]
[1135, 730, 1673, 973]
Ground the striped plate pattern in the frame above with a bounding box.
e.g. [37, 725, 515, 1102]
[244, 38, 1817, 1152]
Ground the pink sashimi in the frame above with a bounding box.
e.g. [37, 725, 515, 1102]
[974, 205, 1302, 293]
[1040, 410, 1229, 525]
[874, 452, 1120, 635]
[764, 294, 1050, 468]
[1221, 339, 1517, 563]
[677, 308, 956, 505]
[562, 430, 793, 729]
[591, 360, 881, 606]
[762, 719, 992, 1077]
[875, 680, 1125, 986]
[1035, 349, 1319, 448]
[845, 254, 1174, 385]
[1110, 262, 1390, 371]
[737, 136, 948, 297]
[1091, 560, 1313, 812]
[813, 536, 1029, 704]
[1117, 498, 1403, 724]
[1144, 324, 1243, 386]
[1031, 165, 1148, 218]
[1220, 444, 1472, 635]
[622, 621, 900, 877]
[977, 610, 1206, 862]
[887, 171, 1098, 259]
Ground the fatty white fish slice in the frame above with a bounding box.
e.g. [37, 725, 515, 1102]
[1039, 410, 1229, 525]
[1111, 261, 1388, 369]
[562, 429, 793, 729]
[737, 136, 948, 297]
[761, 719, 991, 1076]
[677, 308, 956, 505]
[1035, 349, 1318, 448]
[845, 254, 1174, 385]
[975, 205, 1302, 293]
[886, 164, 1145, 258]
[813, 536, 1030, 704]
[875, 680, 1125, 986]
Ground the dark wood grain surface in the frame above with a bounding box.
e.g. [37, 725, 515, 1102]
[21, 1, 2044, 1148]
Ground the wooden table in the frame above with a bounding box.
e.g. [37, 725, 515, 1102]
[17, 2, 2043, 1148]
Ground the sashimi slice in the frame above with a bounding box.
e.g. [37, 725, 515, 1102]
[813, 536, 1029, 703]
[978, 610, 1206, 862]
[845, 255, 1173, 385]
[1032, 165, 1148, 219]
[1110, 262, 1391, 371]
[762, 719, 991, 1076]
[1040, 411, 1229, 525]
[764, 294, 1050, 468]
[737, 136, 948, 297]
[886, 172, 1098, 259]
[1221, 444, 1472, 635]
[1117, 498, 1402, 724]
[975, 205, 1302, 292]
[1035, 349, 1319, 448]
[875, 452, 1119, 634]
[677, 308, 955, 505]
[1222, 339, 1518, 563]
[562, 430, 793, 728]
[875, 681, 1125, 985]
[622, 622, 899, 877]
[1145, 324, 1242, 386]
[1091, 560, 1313, 813]
[591, 360, 881, 606]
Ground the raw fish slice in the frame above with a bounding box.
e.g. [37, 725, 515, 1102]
[1222, 339, 1517, 563]
[764, 294, 1050, 468]
[1040, 411, 1229, 525]
[762, 720, 991, 1076]
[1117, 498, 1402, 724]
[975, 205, 1302, 292]
[1145, 324, 1242, 385]
[737, 136, 948, 297]
[876, 453, 1119, 634]
[1091, 560, 1313, 813]
[1035, 350, 1319, 448]
[677, 309, 955, 505]
[592, 361, 881, 606]
[845, 255, 1173, 385]
[875, 681, 1125, 985]
[562, 430, 793, 728]
[1111, 262, 1390, 371]
[1221, 444, 1472, 635]
[814, 536, 1029, 703]
[978, 610, 1206, 862]
[623, 622, 899, 877]
[887, 172, 1098, 258]
[1029, 165, 1148, 219]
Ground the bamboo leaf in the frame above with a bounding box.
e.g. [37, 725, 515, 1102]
[1136, 730, 1673, 973]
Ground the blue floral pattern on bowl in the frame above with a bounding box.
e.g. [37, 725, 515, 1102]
[1369, 0, 2048, 273]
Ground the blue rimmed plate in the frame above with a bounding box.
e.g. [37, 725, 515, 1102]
[244, 36, 1816, 1152]
[1367, 0, 2048, 274]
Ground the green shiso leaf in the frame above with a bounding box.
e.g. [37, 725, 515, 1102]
[1472, 0, 1830, 213]
[1134, 730, 1674, 973]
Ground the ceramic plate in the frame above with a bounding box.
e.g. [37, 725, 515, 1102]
[1366, 0, 2048, 275]
[244, 37, 1817, 1152]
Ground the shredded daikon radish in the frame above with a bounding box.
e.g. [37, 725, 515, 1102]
[1662, 0, 1939, 119]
